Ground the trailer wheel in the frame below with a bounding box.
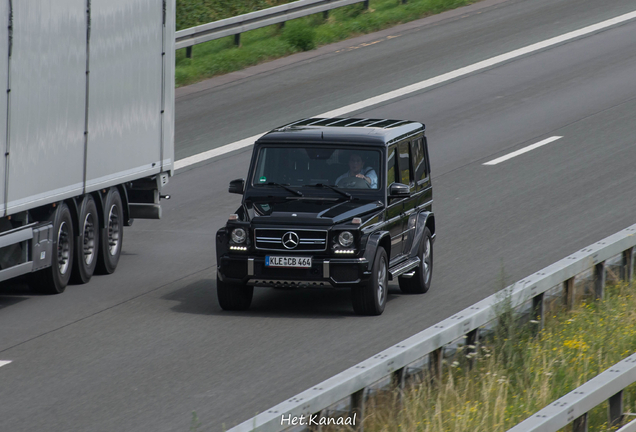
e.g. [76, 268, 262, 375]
[71, 195, 99, 284]
[30, 203, 74, 294]
[96, 188, 124, 274]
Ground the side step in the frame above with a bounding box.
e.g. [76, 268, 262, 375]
[389, 257, 420, 280]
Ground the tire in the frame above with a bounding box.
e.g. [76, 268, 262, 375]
[96, 188, 124, 275]
[217, 274, 253, 311]
[71, 195, 99, 284]
[352, 247, 388, 315]
[30, 203, 74, 294]
[399, 227, 433, 294]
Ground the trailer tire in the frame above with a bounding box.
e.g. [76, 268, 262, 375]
[96, 188, 124, 275]
[71, 195, 99, 284]
[30, 203, 74, 294]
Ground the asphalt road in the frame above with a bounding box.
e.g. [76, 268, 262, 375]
[1, 0, 636, 430]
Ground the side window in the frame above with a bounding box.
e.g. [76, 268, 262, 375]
[411, 138, 428, 183]
[387, 145, 398, 187]
[398, 141, 411, 185]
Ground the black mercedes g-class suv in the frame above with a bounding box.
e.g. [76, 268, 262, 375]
[216, 118, 435, 315]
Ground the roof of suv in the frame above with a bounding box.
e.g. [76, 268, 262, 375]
[256, 118, 425, 146]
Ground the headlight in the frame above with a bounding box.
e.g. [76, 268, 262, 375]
[338, 231, 354, 247]
[231, 228, 247, 244]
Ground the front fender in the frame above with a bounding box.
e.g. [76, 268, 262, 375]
[363, 231, 391, 271]
[405, 211, 434, 258]
[216, 227, 229, 268]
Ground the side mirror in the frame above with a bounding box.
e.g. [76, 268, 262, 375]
[389, 183, 410, 198]
[229, 178, 245, 195]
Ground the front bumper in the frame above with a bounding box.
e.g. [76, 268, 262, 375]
[218, 255, 371, 288]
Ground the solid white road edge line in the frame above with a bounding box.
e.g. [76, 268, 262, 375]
[173, 10, 636, 171]
[483, 136, 563, 165]
[0, 360, 12, 368]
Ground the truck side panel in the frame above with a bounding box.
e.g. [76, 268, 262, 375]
[162, 0, 175, 174]
[0, 1, 8, 216]
[6, 0, 87, 215]
[85, 0, 163, 191]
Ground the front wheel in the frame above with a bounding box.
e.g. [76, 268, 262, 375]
[217, 274, 253, 311]
[352, 247, 388, 315]
[398, 227, 433, 294]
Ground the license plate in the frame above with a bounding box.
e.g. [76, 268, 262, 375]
[265, 256, 312, 268]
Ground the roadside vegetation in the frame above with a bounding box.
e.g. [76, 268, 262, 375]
[175, 0, 478, 86]
[333, 281, 636, 432]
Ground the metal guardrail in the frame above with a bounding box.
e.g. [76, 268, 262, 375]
[175, 0, 369, 56]
[508, 354, 636, 432]
[229, 223, 636, 432]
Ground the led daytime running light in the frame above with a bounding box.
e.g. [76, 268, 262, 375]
[230, 246, 248, 251]
[334, 249, 355, 254]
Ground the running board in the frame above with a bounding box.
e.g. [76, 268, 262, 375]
[389, 257, 420, 280]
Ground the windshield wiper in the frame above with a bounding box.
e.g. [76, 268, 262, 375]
[304, 184, 352, 199]
[266, 182, 303, 197]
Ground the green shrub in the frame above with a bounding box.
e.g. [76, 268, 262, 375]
[282, 21, 316, 51]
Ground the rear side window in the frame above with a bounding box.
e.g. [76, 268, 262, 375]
[411, 138, 427, 182]
[398, 141, 411, 185]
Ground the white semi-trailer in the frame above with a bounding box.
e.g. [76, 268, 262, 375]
[0, 0, 175, 293]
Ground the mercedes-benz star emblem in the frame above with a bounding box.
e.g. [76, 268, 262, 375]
[282, 231, 299, 249]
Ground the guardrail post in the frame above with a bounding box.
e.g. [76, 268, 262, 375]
[430, 348, 443, 382]
[186, 46, 192, 58]
[595, 261, 606, 300]
[565, 277, 575, 310]
[309, 410, 325, 432]
[625, 247, 634, 283]
[351, 388, 365, 431]
[392, 367, 405, 409]
[465, 329, 478, 369]
[234, 33, 241, 47]
[323, 11, 329, 20]
[609, 390, 624, 426]
[532, 293, 545, 331]
[572, 413, 588, 432]
[363, 0, 369, 9]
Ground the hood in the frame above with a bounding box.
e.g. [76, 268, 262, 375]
[249, 198, 384, 226]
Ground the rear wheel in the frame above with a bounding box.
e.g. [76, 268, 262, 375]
[217, 274, 253, 311]
[352, 247, 388, 315]
[398, 227, 433, 294]
[96, 188, 123, 275]
[30, 203, 74, 294]
[71, 195, 99, 284]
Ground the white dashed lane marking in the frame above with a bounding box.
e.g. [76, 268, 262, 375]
[483, 136, 563, 165]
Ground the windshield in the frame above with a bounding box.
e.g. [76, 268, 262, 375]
[252, 146, 381, 190]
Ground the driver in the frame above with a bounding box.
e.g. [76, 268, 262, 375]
[336, 153, 377, 188]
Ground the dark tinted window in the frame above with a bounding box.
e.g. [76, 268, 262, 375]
[411, 138, 427, 182]
[252, 146, 381, 189]
[398, 141, 411, 185]
[387, 145, 398, 187]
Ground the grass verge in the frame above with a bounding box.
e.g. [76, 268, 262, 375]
[336, 281, 636, 432]
[175, 0, 478, 87]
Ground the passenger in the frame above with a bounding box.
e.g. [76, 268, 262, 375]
[336, 153, 377, 188]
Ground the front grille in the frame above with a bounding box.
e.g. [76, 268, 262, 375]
[254, 228, 327, 251]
